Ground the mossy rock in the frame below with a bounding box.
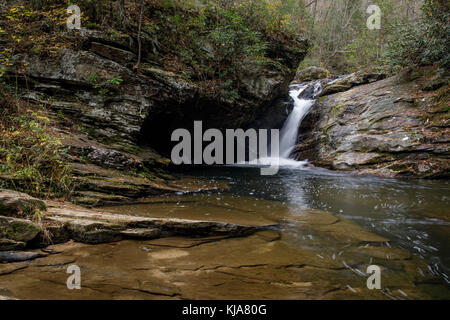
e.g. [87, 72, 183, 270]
[0, 238, 26, 251]
[293, 66, 331, 83]
[0, 216, 41, 243]
[0, 190, 47, 217]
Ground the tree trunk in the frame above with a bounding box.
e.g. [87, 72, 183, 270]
[134, 0, 144, 70]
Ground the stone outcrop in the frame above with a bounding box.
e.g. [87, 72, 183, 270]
[9, 28, 308, 152]
[291, 66, 331, 84]
[43, 204, 267, 245]
[0, 190, 47, 217]
[0, 189, 273, 250]
[318, 69, 387, 97]
[2, 27, 307, 203]
[294, 67, 449, 178]
[0, 216, 41, 251]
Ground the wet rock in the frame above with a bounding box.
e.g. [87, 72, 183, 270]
[295, 68, 450, 178]
[0, 190, 47, 217]
[344, 246, 412, 261]
[285, 210, 340, 225]
[120, 228, 161, 239]
[292, 66, 331, 84]
[318, 69, 387, 97]
[0, 216, 41, 244]
[248, 95, 294, 130]
[0, 239, 25, 251]
[0, 296, 18, 300]
[0, 251, 46, 263]
[146, 235, 230, 248]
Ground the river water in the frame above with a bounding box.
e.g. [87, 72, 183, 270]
[96, 165, 450, 299]
[2, 84, 449, 300]
[188, 165, 450, 281]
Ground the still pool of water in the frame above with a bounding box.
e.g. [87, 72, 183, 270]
[2, 166, 449, 300]
[100, 165, 450, 299]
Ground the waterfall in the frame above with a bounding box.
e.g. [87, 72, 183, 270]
[277, 81, 322, 161]
[237, 80, 321, 169]
[279, 85, 316, 159]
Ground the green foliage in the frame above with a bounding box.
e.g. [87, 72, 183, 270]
[385, 0, 450, 70]
[299, 0, 448, 74]
[142, 0, 305, 100]
[0, 92, 73, 198]
[86, 73, 123, 96]
[108, 76, 124, 86]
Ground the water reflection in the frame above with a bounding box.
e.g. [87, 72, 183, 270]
[185, 166, 450, 286]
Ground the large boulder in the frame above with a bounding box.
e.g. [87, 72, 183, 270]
[0, 216, 41, 242]
[318, 69, 387, 97]
[292, 66, 331, 84]
[294, 68, 450, 178]
[0, 190, 47, 217]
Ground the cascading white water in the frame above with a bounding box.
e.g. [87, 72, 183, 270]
[236, 81, 321, 169]
[279, 85, 316, 159]
[253, 82, 319, 168]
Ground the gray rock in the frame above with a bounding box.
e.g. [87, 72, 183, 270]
[90, 42, 136, 64]
[0, 251, 46, 263]
[292, 66, 331, 84]
[0, 216, 41, 243]
[120, 228, 161, 239]
[0, 190, 47, 216]
[318, 69, 387, 97]
[294, 70, 449, 178]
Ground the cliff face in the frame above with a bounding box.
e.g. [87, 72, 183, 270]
[1, 2, 308, 204]
[9, 28, 307, 152]
[294, 68, 449, 178]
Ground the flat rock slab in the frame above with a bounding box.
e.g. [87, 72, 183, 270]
[120, 228, 161, 239]
[0, 234, 445, 300]
[0, 295, 18, 300]
[37, 202, 275, 245]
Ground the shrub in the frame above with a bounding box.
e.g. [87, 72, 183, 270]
[0, 91, 73, 198]
[385, 0, 450, 70]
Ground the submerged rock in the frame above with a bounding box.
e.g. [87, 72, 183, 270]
[120, 228, 161, 239]
[0, 251, 46, 263]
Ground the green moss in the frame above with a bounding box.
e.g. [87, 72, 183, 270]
[3, 220, 41, 242]
[330, 103, 346, 118]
